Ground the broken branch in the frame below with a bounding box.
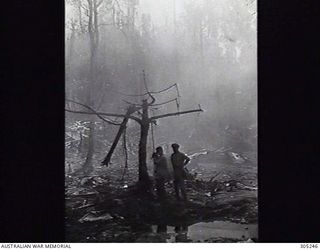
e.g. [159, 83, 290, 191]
[65, 108, 142, 124]
[142, 70, 156, 105]
[151, 98, 177, 106]
[111, 83, 177, 97]
[122, 99, 141, 106]
[101, 106, 136, 166]
[150, 108, 203, 121]
[66, 99, 122, 125]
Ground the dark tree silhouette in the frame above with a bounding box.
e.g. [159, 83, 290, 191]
[66, 71, 203, 189]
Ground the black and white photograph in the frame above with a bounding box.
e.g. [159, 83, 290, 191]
[64, 0, 257, 243]
[3, 0, 320, 244]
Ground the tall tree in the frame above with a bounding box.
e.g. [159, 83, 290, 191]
[67, 0, 105, 173]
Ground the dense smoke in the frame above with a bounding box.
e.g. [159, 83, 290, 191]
[65, 0, 257, 157]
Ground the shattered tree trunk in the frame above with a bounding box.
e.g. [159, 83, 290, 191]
[82, 119, 95, 173]
[100, 100, 152, 188]
[138, 100, 151, 188]
[81, 0, 99, 174]
[82, 51, 96, 173]
[138, 122, 150, 185]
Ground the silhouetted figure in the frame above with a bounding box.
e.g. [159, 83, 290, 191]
[171, 143, 190, 201]
[152, 146, 170, 200]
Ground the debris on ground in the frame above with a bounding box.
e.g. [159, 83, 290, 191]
[65, 148, 257, 242]
[79, 212, 113, 223]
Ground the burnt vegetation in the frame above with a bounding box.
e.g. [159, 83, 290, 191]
[65, 0, 257, 243]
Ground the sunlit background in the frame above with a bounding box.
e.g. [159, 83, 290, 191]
[65, 0, 257, 177]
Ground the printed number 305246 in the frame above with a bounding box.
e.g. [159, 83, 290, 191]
[301, 244, 318, 248]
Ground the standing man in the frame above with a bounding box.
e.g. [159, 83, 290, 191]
[152, 146, 170, 200]
[171, 143, 190, 201]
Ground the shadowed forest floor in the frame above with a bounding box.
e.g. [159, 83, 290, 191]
[65, 149, 257, 242]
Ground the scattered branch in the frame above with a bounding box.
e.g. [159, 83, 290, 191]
[150, 108, 203, 121]
[66, 99, 122, 125]
[65, 108, 142, 124]
[111, 83, 177, 97]
[151, 98, 178, 106]
[112, 90, 149, 97]
[123, 99, 141, 106]
[151, 83, 178, 95]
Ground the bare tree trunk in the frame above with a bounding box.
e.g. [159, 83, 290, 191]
[88, 0, 93, 33]
[173, 0, 176, 34]
[82, 118, 95, 173]
[112, 6, 116, 26]
[67, 21, 76, 63]
[81, 0, 99, 174]
[138, 123, 150, 184]
[78, 3, 84, 33]
[127, 0, 137, 30]
[82, 62, 95, 174]
[199, 21, 204, 66]
[138, 100, 151, 189]
[93, 0, 99, 42]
